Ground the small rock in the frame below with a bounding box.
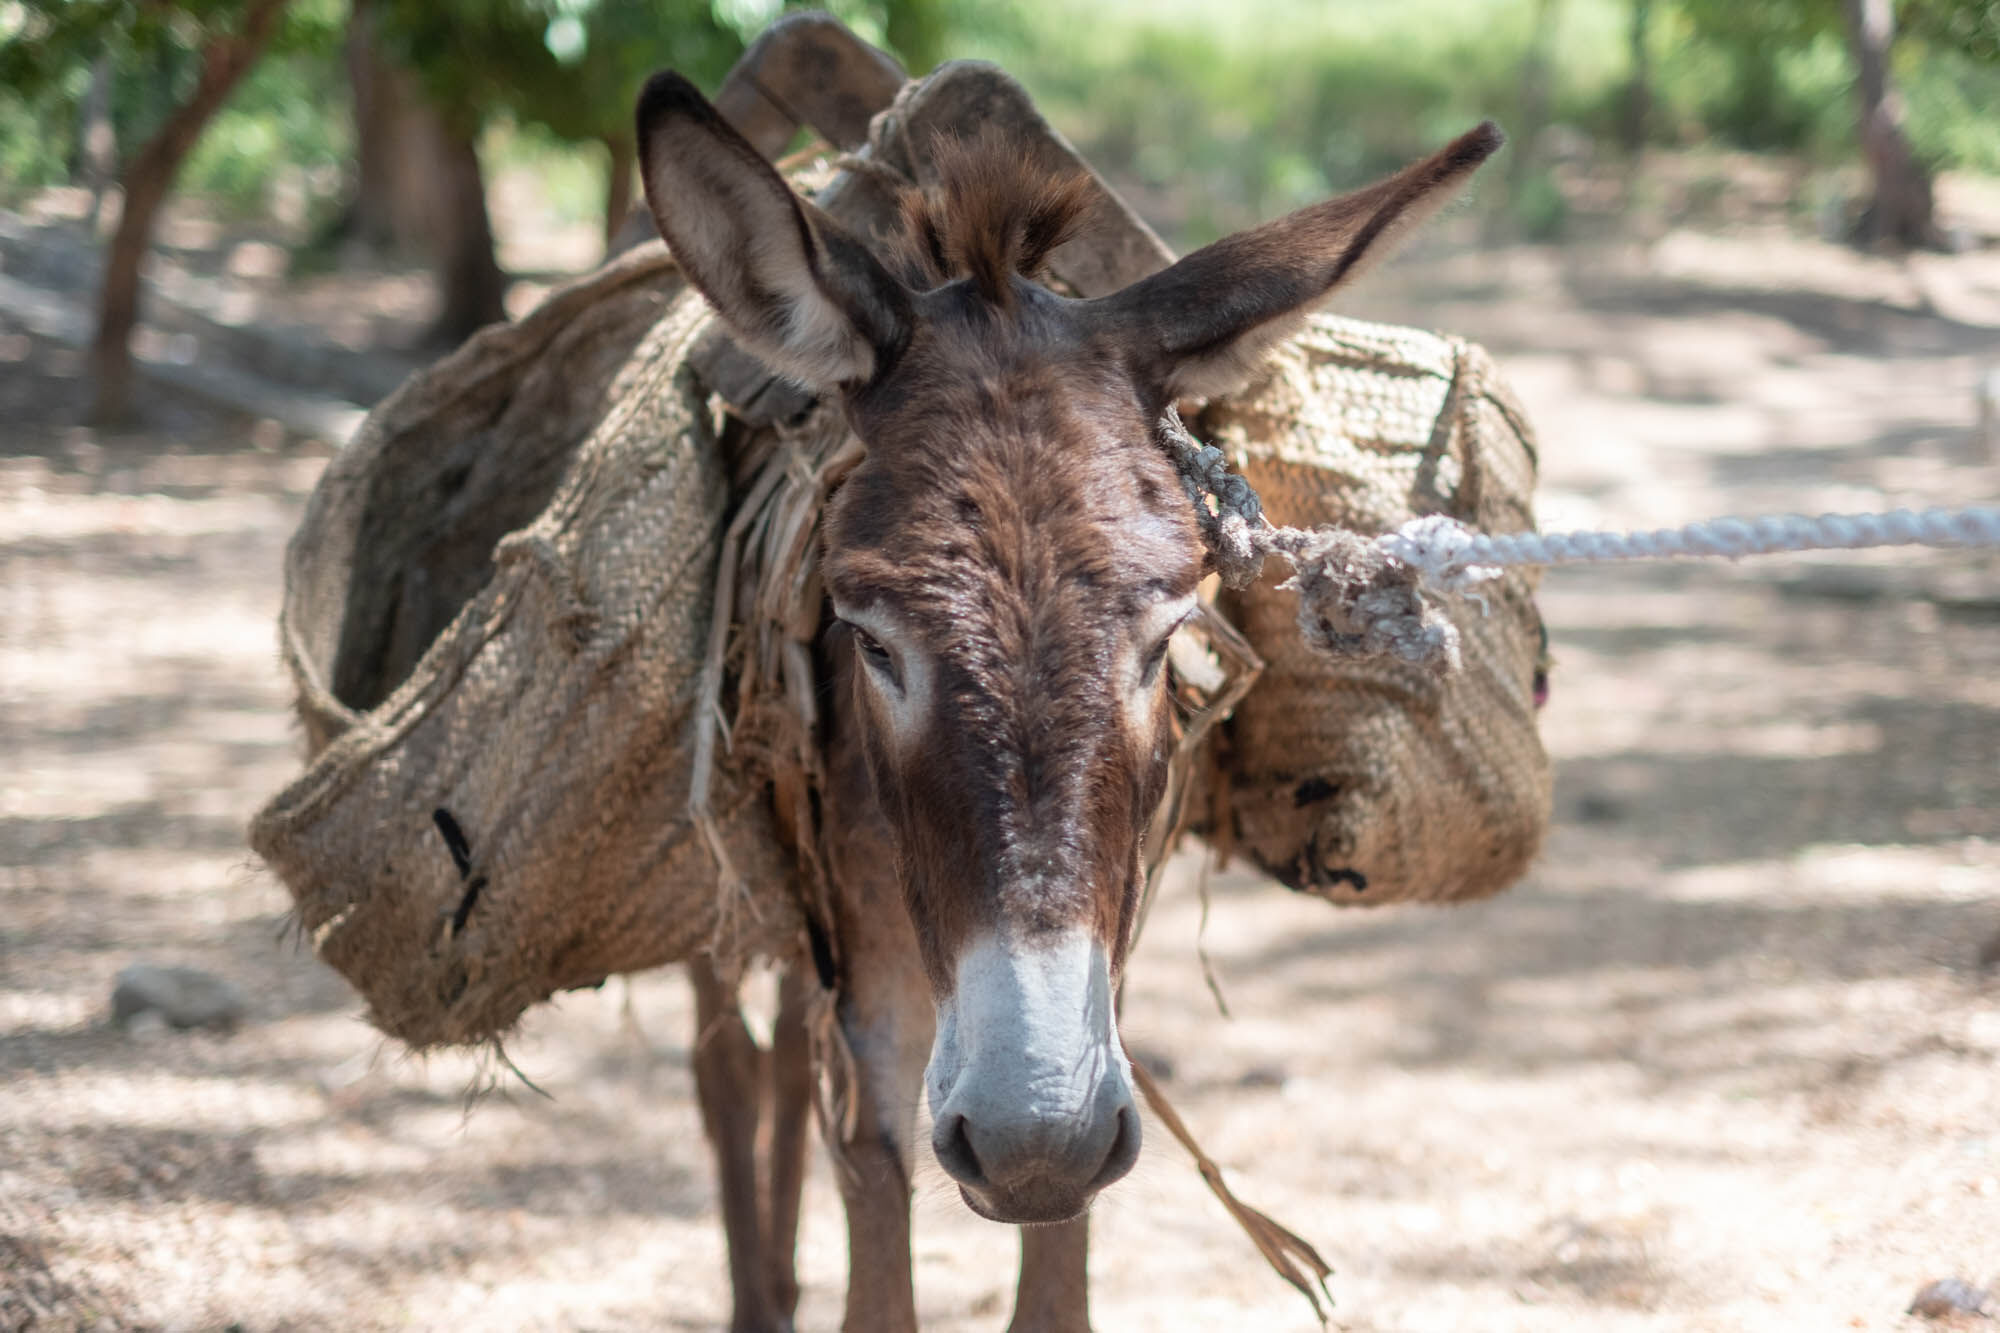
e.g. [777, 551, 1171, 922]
[1574, 793, 1625, 824]
[1977, 929, 2000, 974]
[111, 963, 249, 1032]
[1908, 1277, 1997, 1319]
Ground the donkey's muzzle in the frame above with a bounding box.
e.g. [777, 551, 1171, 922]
[924, 926, 1140, 1224]
[932, 1090, 1140, 1224]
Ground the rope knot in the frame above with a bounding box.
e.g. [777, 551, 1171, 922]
[1271, 527, 1462, 671]
[1160, 410, 1463, 674]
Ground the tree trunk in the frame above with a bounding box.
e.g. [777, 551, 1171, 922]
[602, 133, 635, 254]
[341, 0, 443, 257]
[1508, 0, 1561, 193]
[1729, 45, 1783, 149]
[340, 0, 506, 344]
[1842, 0, 1941, 248]
[1495, 0, 1564, 238]
[425, 121, 508, 346]
[76, 55, 117, 228]
[343, 0, 407, 253]
[89, 0, 290, 423]
[1618, 0, 1652, 154]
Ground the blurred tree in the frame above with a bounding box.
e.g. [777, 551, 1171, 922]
[338, 0, 510, 344]
[1620, 0, 1653, 152]
[1673, 0, 1832, 148]
[1899, 0, 2000, 62]
[1843, 0, 1940, 246]
[0, 0, 316, 422]
[362, 0, 742, 268]
[74, 56, 119, 224]
[1510, 0, 1563, 187]
[517, 0, 745, 243]
[1674, 0, 1947, 246]
[337, 0, 953, 343]
[340, 0, 431, 258]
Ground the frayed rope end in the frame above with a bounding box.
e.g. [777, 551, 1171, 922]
[1160, 411, 1471, 674]
[1271, 526, 1463, 673]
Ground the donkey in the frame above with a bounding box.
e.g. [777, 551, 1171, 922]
[635, 69, 1501, 1333]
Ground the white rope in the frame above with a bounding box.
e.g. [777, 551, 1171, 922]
[1381, 506, 2000, 594]
[1161, 409, 2000, 673]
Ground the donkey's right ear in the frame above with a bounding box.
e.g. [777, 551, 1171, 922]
[636, 71, 910, 390]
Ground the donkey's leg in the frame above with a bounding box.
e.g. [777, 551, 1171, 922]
[818, 762, 935, 1332]
[1007, 1215, 1092, 1333]
[763, 965, 815, 1319]
[825, 897, 934, 1333]
[817, 653, 937, 1333]
[689, 956, 788, 1333]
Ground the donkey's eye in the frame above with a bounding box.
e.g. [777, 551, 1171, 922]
[1136, 603, 1197, 691]
[847, 623, 902, 689]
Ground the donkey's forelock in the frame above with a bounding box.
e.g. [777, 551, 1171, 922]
[892, 131, 1098, 306]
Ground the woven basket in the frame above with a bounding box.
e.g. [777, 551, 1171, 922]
[249, 245, 799, 1049]
[1198, 313, 1551, 906]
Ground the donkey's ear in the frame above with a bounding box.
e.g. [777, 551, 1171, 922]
[1094, 122, 1503, 401]
[636, 71, 910, 390]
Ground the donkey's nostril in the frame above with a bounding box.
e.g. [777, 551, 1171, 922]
[932, 1112, 987, 1187]
[1088, 1103, 1141, 1192]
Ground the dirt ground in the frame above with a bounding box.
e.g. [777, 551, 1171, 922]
[5, 198, 2000, 1332]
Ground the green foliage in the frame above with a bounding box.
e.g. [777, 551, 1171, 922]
[483, 117, 615, 225]
[0, 0, 344, 200]
[1901, 0, 2000, 65]
[0, 94, 69, 193]
[1658, 0, 1853, 154]
[954, 0, 2000, 247]
[1508, 165, 1571, 239]
[371, 0, 744, 145]
[1899, 38, 2000, 171]
[181, 44, 351, 212]
[879, 0, 953, 73]
[1895, 2, 2000, 170]
[1672, 0, 1839, 50]
[1640, 18, 1853, 155]
[956, 0, 1601, 242]
[6, 0, 2000, 246]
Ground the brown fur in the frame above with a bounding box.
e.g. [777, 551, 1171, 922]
[634, 67, 1501, 1328]
[787, 139, 1203, 993]
[893, 130, 1098, 303]
[825, 299, 1200, 991]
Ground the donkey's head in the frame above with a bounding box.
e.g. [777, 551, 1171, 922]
[638, 71, 1498, 1224]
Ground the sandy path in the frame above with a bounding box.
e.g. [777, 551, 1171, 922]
[4, 224, 1998, 1332]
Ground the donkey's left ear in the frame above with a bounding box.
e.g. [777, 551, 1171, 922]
[636, 71, 910, 390]
[1093, 122, 1503, 401]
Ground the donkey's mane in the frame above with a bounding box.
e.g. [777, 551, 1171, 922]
[893, 130, 1096, 307]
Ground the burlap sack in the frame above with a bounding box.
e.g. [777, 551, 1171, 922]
[250, 245, 798, 1049]
[1199, 313, 1551, 905]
